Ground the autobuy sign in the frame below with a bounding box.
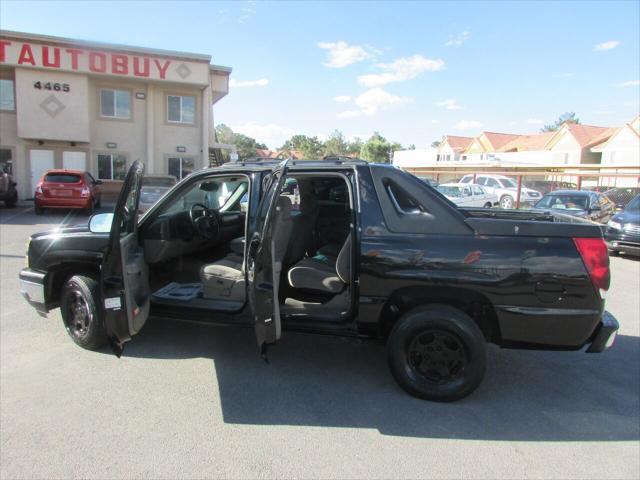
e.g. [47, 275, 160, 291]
[0, 38, 209, 85]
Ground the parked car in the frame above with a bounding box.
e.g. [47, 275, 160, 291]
[20, 160, 618, 402]
[139, 175, 177, 213]
[605, 195, 640, 256]
[416, 176, 439, 188]
[436, 183, 498, 208]
[604, 187, 640, 210]
[525, 180, 577, 195]
[34, 170, 102, 215]
[459, 174, 542, 208]
[534, 190, 616, 223]
[0, 166, 17, 207]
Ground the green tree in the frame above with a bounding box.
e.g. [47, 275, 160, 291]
[346, 137, 363, 156]
[541, 112, 580, 132]
[280, 134, 323, 159]
[431, 140, 441, 148]
[359, 132, 401, 163]
[214, 124, 266, 161]
[323, 130, 348, 157]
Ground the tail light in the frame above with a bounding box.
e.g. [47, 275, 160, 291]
[80, 186, 90, 197]
[35, 184, 43, 196]
[573, 237, 610, 296]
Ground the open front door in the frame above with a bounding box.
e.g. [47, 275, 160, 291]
[247, 160, 289, 354]
[101, 160, 150, 356]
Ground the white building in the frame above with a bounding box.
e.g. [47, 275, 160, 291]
[0, 30, 232, 200]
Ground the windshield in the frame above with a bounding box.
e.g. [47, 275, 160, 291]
[535, 194, 589, 211]
[499, 178, 518, 188]
[625, 196, 640, 212]
[437, 185, 463, 197]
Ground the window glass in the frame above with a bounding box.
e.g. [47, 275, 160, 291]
[472, 185, 483, 195]
[486, 178, 500, 187]
[100, 90, 115, 117]
[167, 95, 195, 123]
[477, 177, 487, 185]
[167, 95, 181, 122]
[168, 157, 194, 180]
[500, 177, 518, 188]
[535, 195, 588, 211]
[0, 79, 15, 110]
[0, 148, 12, 175]
[97, 154, 127, 180]
[44, 173, 81, 183]
[386, 180, 429, 214]
[100, 89, 130, 118]
[160, 176, 249, 215]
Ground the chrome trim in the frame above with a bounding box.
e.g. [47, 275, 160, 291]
[20, 279, 45, 304]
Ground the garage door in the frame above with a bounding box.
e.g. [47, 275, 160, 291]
[30, 150, 55, 195]
[62, 151, 87, 171]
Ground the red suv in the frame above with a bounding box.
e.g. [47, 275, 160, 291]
[34, 170, 102, 215]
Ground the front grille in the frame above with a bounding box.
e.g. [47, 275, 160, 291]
[624, 224, 640, 235]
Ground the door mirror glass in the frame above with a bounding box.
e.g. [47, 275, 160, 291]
[89, 213, 114, 233]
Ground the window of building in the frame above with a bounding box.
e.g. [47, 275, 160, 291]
[97, 153, 127, 180]
[0, 79, 15, 111]
[168, 157, 194, 180]
[0, 148, 13, 174]
[167, 95, 196, 124]
[100, 89, 131, 119]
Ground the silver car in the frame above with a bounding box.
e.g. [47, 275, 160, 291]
[138, 175, 177, 213]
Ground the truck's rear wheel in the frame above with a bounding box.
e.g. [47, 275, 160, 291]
[60, 274, 107, 350]
[5, 191, 17, 208]
[500, 195, 514, 209]
[387, 304, 486, 402]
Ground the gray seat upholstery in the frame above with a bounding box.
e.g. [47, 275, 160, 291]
[200, 197, 293, 302]
[288, 233, 351, 294]
[284, 179, 318, 267]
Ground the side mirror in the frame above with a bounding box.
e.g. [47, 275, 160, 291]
[89, 213, 114, 233]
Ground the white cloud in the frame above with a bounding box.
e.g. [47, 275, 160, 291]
[358, 54, 445, 87]
[231, 122, 294, 148]
[354, 88, 412, 115]
[334, 95, 352, 103]
[527, 118, 543, 125]
[336, 88, 412, 118]
[615, 80, 640, 88]
[318, 41, 374, 68]
[594, 40, 620, 51]
[229, 78, 269, 88]
[337, 110, 362, 118]
[453, 120, 483, 130]
[445, 31, 471, 47]
[436, 99, 463, 110]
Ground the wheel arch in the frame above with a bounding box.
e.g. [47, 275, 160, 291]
[46, 261, 101, 307]
[379, 286, 502, 343]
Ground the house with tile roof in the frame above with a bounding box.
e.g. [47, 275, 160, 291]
[591, 116, 640, 167]
[544, 122, 616, 164]
[436, 135, 474, 162]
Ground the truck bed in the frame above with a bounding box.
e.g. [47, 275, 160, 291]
[462, 208, 604, 238]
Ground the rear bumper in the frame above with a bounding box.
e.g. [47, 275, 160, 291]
[19, 268, 48, 316]
[35, 197, 92, 209]
[586, 311, 619, 353]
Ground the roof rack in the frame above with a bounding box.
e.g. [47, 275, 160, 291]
[219, 157, 370, 168]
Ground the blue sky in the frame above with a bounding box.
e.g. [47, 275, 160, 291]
[1, 0, 639, 148]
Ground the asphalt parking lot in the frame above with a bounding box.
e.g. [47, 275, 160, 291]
[1, 205, 639, 479]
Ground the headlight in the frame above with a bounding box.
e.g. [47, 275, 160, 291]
[607, 220, 622, 230]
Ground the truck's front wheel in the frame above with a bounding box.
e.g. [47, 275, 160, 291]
[387, 304, 486, 402]
[60, 274, 107, 350]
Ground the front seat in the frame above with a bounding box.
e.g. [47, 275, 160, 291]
[287, 233, 351, 294]
[200, 196, 293, 302]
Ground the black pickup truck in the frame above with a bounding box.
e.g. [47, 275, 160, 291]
[19, 159, 618, 401]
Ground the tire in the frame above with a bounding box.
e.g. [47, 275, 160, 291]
[483, 202, 492, 208]
[500, 195, 514, 209]
[387, 304, 487, 402]
[34, 205, 44, 215]
[4, 191, 17, 208]
[60, 274, 107, 350]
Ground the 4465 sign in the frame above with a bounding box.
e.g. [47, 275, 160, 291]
[34, 81, 70, 92]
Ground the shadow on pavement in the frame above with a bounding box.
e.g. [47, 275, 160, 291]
[121, 317, 640, 441]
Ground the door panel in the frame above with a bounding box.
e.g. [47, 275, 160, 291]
[101, 160, 149, 356]
[247, 160, 289, 352]
[62, 151, 87, 171]
[30, 149, 55, 194]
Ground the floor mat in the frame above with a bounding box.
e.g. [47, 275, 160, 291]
[153, 282, 202, 301]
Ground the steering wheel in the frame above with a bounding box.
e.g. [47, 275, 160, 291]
[189, 203, 220, 240]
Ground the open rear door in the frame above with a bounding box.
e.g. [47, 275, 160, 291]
[247, 160, 289, 355]
[101, 160, 150, 356]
